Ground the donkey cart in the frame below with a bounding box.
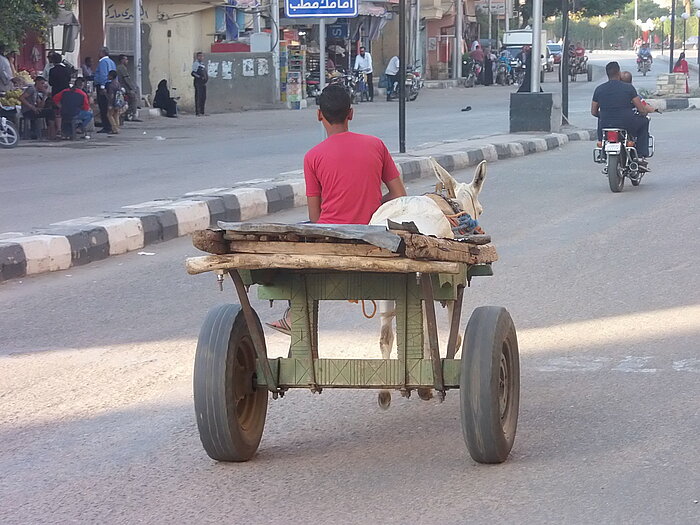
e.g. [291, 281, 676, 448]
[186, 223, 520, 464]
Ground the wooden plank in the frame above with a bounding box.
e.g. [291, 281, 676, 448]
[192, 229, 228, 255]
[397, 232, 499, 265]
[185, 253, 462, 275]
[229, 240, 400, 258]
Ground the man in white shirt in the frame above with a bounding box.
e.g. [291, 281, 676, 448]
[353, 46, 374, 102]
[0, 45, 15, 92]
[384, 55, 399, 101]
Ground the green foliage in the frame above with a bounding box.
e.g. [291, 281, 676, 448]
[519, 0, 629, 27]
[0, 0, 60, 50]
[622, 0, 668, 20]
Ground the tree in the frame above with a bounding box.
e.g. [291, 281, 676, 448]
[622, 0, 668, 20]
[0, 0, 60, 50]
[520, 0, 629, 28]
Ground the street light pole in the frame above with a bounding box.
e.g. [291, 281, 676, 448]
[399, 0, 406, 153]
[561, 0, 569, 122]
[681, 12, 690, 51]
[599, 21, 607, 50]
[530, 0, 543, 93]
[669, 0, 676, 74]
[133, 0, 142, 96]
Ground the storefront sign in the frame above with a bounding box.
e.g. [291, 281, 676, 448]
[474, 0, 506, 15]
[284, 0, 358, 18]
[327, 22, 349, 39]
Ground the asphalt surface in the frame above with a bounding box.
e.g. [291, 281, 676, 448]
[1, 107, 698, 523]
[0, 52, 653, 234]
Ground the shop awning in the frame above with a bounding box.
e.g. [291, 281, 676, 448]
[358, 2, 387, 17]
[50, 7, 79, 27]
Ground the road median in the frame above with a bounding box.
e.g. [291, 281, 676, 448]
[0, 128, 595, 283]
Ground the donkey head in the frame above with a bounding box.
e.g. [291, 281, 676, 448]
[433, 160, 487, 219]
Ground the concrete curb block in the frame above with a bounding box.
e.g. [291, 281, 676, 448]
[646, 98, 699, 111]
[1, 128, 595, 283]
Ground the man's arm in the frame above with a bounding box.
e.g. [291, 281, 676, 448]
[307, 196, 321, 223]
[632, 96, 654, 115]
[382, 176, 407, 203]
[590, 100, 599, 117]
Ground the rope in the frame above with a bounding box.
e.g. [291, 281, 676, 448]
[348, 299, 377, 319]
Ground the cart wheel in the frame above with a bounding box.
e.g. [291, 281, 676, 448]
[193, 304, 268, 462]
[460, 306, 519, 464]
[587, 64, 593, 82]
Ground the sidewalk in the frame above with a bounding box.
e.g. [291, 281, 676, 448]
[0, 128, 594, 283]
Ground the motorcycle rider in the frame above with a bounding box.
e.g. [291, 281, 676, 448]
[591, 61, 654, 171]
[384, 55, 399, 101]
[637, 42, 652, 71]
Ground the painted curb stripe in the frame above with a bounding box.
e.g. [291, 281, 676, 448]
[0, 129, 596, 283]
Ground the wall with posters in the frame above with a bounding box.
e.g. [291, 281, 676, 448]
[204, 52, 277, 113]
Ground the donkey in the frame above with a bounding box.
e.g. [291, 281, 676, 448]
[369, 160, 488, 409]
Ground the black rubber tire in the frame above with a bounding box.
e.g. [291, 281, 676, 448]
[0, 121, 18, 148]
[607, 155, 624, 193]
[193, 304, 268, 462]
[460, 306, 520, 464]
[631, 176, 641, 187]
[587, 64, 593, 82]
[539, 69, 545, 84]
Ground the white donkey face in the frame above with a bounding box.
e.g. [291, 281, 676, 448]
[434, 160, 487, 219]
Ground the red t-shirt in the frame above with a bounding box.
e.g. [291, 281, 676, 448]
[53, 88, 90, 111]
[304, 132, 400, 224]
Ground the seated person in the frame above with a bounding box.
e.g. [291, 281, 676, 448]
[267, 84, 407, 334]
[153, 79, 177, 118]
[620, 71, 659, 115]
[53, 77, 94, 137]
[19, 76, 56, 140]
[591, 62, 654, 168]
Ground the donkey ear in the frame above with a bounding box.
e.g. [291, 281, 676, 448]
[471, 161, 487, 194]
[431, 157, 457, 197]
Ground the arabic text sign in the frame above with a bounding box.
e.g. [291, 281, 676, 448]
[284, 0, 358, 18]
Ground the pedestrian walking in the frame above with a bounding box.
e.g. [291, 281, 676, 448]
[117, 55, 139, 120]
[106, 70, 123, 134]
[95, 47, 116, 133]
[0, 44, 13, 93]
[191, 52, 208, 116]
[353, 46, 374, 102]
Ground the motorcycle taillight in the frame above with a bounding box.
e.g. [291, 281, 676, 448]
[605, 130, 620, 142]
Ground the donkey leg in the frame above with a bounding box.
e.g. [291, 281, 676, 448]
[378, 300, 396, 410]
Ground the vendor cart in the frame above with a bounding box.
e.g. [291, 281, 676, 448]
[186, 223, 520, 464]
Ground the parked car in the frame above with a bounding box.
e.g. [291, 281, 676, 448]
[685, 36, 698, 50]
[547, 43, 563, 65]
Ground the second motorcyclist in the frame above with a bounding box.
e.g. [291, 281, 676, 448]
[637, 42, 653, 71]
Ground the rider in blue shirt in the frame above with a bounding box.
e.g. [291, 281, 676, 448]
[637, 43, 652, 71]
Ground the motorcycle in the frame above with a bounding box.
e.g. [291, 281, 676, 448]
[496, 58, 511, 86]
[464, 60, 482, 88]
[387, 65, 423, 101]
[638, 55, 652, 76]
[0, 106, 19, 149]
[511, 59, 525, 86]
[594, 127, 655, 192]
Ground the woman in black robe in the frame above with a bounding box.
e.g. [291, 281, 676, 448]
[482, 47, 494, 86]
[153, 79, 178, 117]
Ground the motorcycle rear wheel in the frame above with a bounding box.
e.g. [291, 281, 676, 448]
[607, 155, 624, 193]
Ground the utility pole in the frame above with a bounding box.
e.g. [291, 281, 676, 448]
[271, 0, 280, 102]
[320, 19, 326, 91]
[133, 0, 142, 95]
[416, 0, 421, 72]
[488, 0, 493, 41]
[453, 0, 463, 79]
[399, 0, 406, 152]
[505, 0, 510, 32]
[561, 0, 569, 121]
[530, 0, 543, 93]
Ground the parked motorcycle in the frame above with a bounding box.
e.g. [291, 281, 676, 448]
[0, 106, 19, 149]
[464, 60, 482, 88]
[496, 59, 510, 86]
[593, 127, 655, 192]
[511, 59, 525, 86]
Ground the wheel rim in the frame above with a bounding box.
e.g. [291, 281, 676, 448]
[498, 342, 511, 421]
[1, 128, 17, 145]
[231, 334, 261, 433]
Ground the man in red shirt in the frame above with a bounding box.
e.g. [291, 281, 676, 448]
[268, 85, 407, 335]
[304, 84, 406, 223]
[53, 77, 94, 138]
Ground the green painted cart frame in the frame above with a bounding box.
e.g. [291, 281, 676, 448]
[188, 256, 519, 465]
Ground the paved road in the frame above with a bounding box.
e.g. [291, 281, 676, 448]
[1, 110, 698, 523]
[0, 52, 656, 234]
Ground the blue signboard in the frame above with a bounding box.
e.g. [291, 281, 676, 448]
[327, 22, 349, 39]
[284, 0, 358, 18]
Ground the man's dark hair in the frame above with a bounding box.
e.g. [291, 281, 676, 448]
[50, 52, 62, 64]
[119, 54, 128, 62]
[605, 61, 621, 78]
[318, 84, 351, 124]
[34, 75, 46, 83]
[73, 77, 84, 89]
[0, 44, 6, 54]
[359, 46, 365, 51]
